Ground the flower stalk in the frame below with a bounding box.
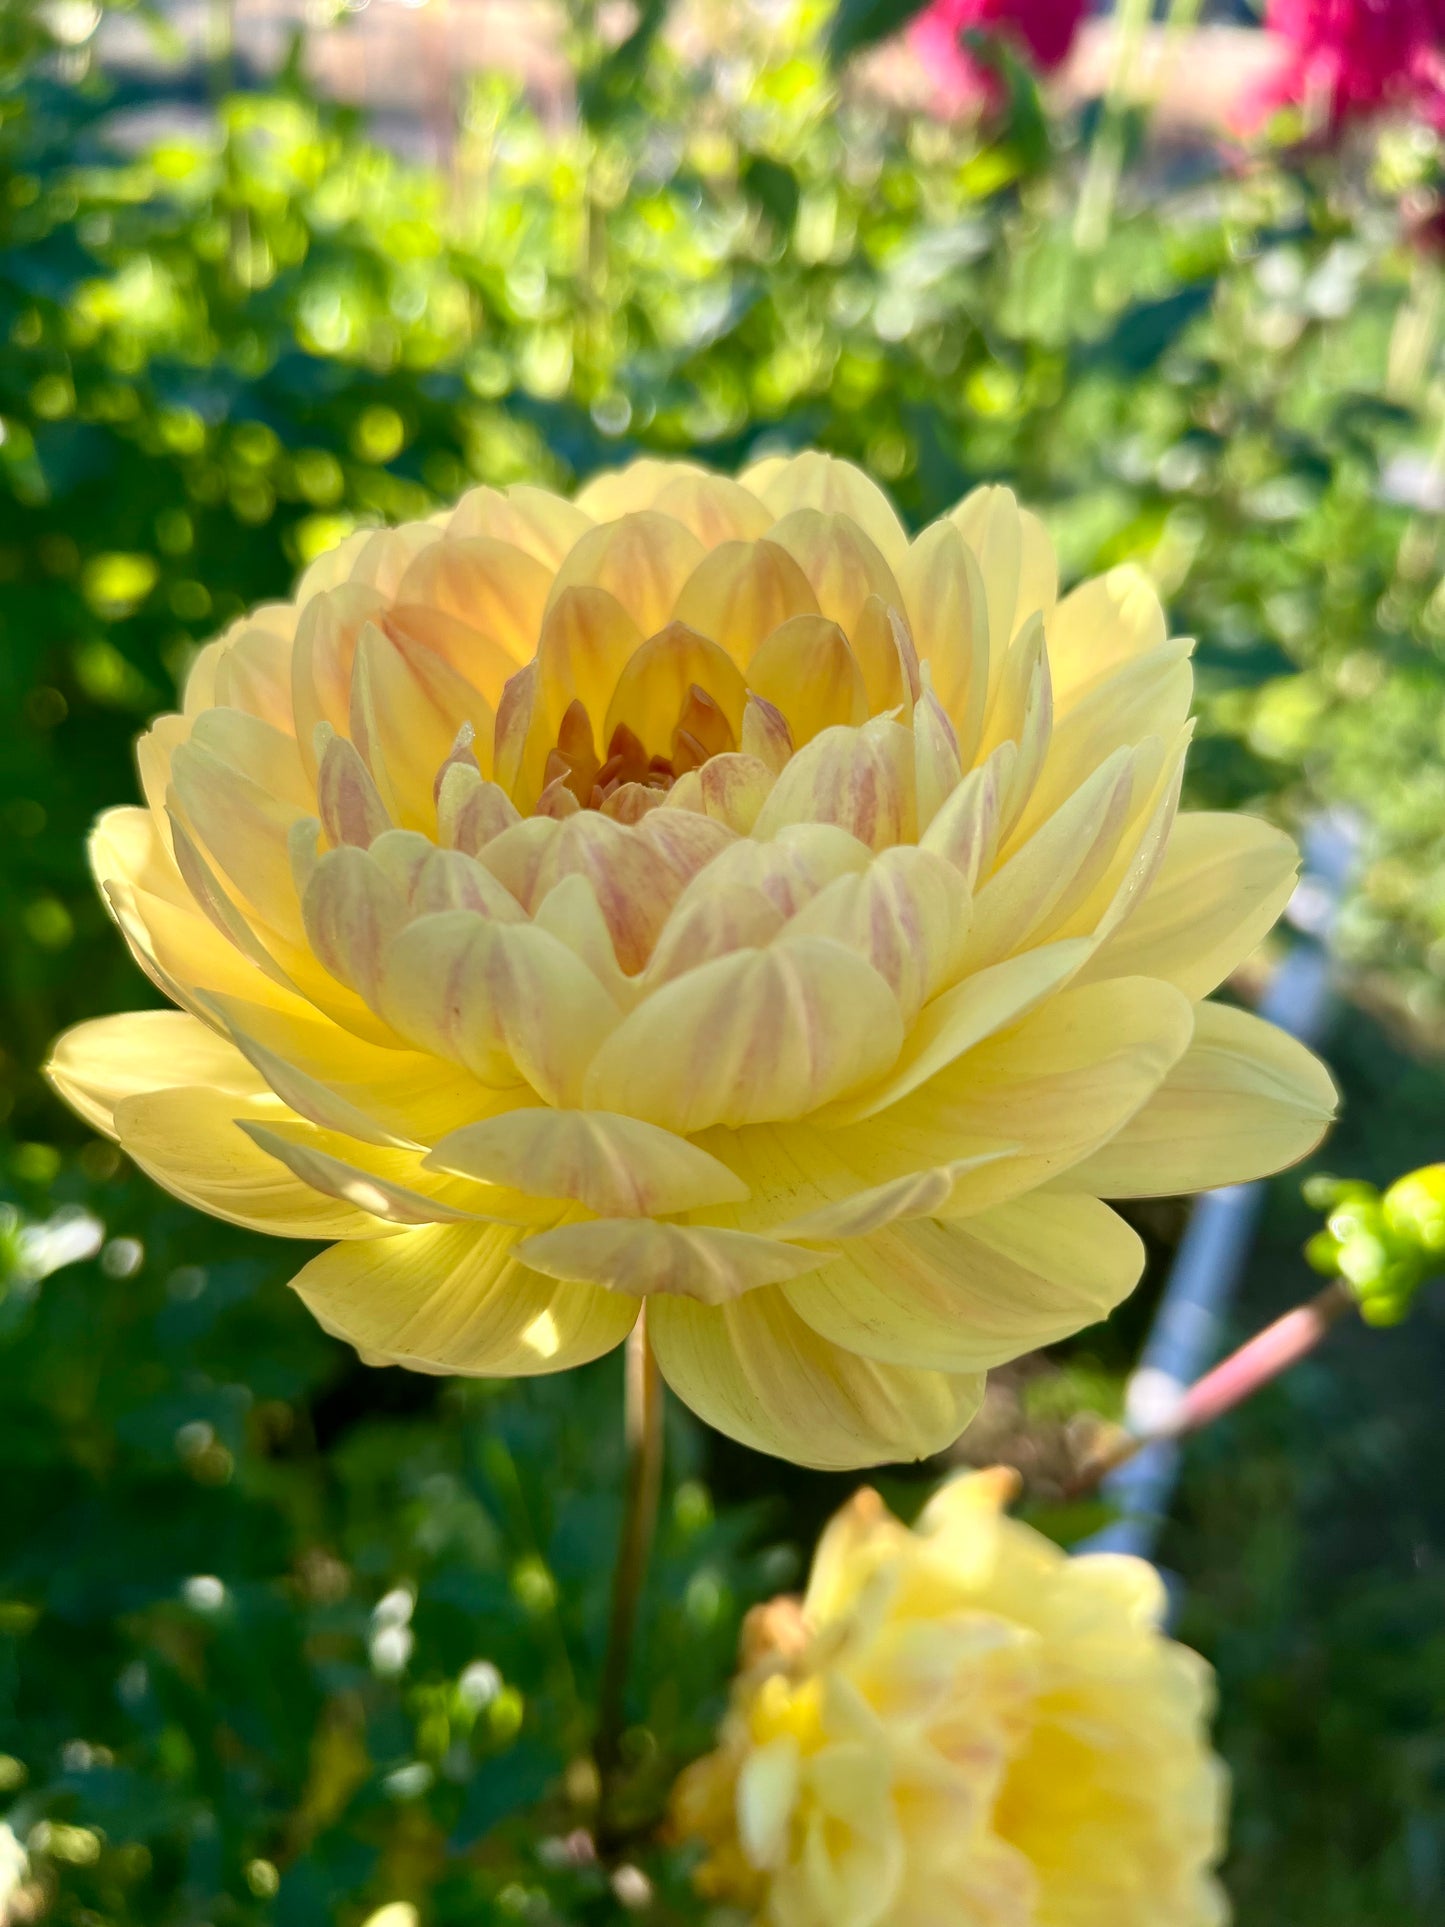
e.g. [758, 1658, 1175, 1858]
[1068, 1276, 1355, 1497]
[595, 1312, 664, 1834]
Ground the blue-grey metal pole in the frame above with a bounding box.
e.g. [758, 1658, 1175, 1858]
[1082, 813, 1356, 1560]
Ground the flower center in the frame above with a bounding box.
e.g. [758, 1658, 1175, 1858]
[538, 683, 738, 817]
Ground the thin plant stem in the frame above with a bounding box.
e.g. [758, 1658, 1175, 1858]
[1067, 1277, 1355, 1499]
[595, 1310, 665, 1827]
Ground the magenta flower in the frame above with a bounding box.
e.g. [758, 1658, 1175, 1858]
[1256, 0, 1445, 129]
[908, 0, 1088, 107]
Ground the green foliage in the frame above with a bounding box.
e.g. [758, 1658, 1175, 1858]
[1303, 1163, 1445, 1325]
[2, 2, 1445, 1922]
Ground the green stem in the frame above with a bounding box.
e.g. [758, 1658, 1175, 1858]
[594, 1312, 664, 1832]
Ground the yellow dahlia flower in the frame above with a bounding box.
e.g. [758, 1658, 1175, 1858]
[673, 1469, 1228, 1926]
[47, 454, 1334, 1467]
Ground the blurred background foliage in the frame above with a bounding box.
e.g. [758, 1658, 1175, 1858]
[5, 0, 1445, 1920]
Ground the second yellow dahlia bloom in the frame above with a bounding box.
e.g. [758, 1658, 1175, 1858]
[48, 454, 1334, 1467]
[673, 1470, 1228, 1926]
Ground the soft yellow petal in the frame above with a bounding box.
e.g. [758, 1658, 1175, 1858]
[949, 485, 1057, 688]
[1057, 1000, 1337, 1197]
[901, 522, 994, 765]
[447, 481, 593, 563]
[672, 539, 820, 664]
[290, 1221, 638, 1375]
[839, 976, 1196, 1215]
[1044, 563, 1167, 708]
[764, 1152, 1008, 1241]
[426, 1107, 747, 1215]
[584, 935, 904, 1132]
[377, 911, 619, 1103]
[752, 719, 917, 851]
[782, 1196, 1144, 1372]
[548, 511, 705, 636]
[46, 1010, 266, 1137]
[826, 938, 1092, 1125]
[602, 621, 748, 759]
[962, 747, 1137, 968]
[238, 1121, 480, 1224]
[518, 1218, 830, 1305]
[787, 846, 969, 1024]
[766, 508, 904, 635]
[747, 615, 870, 745]
[742, 450, 909, 568]
[111, 1085, 389, 1238]
[1080, 811, 1299, 998]
[648, 1288, 983, 1468]
[397, 536, 552, 665]
[202, 988, 515, 1145]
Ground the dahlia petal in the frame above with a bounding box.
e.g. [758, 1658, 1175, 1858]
[291, 583, 388, 779]
[602, 621, 748, 759]
[46, 1010, 266, 1137]
[963, 746, 1137, 967]
[531, 873, 633, 1005]
[302, 845, 410, 1004]
[165, 806, 304, 993]
[397, 536, 553, 663]
[1045, 563, 1167, 707]
[532, 584, 644, 742]
[741, 692, 794, 773]
[316, 724, 392, 849]
[827, 938, 1094, 1123]
[650, 470, 777, 545]
[436, 764, 521, 855]
[211, 618, 297, 732]
[187, 705, 312, 810]
[111, 1085, 388, 1238]
[919, 745, 1012, 890]
[912, 685, 964, 832]
[644, 882, 787, 985]
[666, 820, 869, 924]
[900, 521, 991, 764]
[427, 1107, 747, 1215]
[785, 1195, 1143, 1372]
[684, 752, 777, 834]
[647, 1289, 983, 1468]
[574, 458, 710, 523]
[385, 602, 527, 714]
[548, 511, 705, 635]
[1081, 811, 1300, 998]
[345, 523, 445, 599]
[518, 1218, 828, 1305]
[349, 622, 492, 833]
[741, 451, 910, 570]
[135, 712, 190, 833]
[1018, 640, 1194, 839]
[1057, 1001, 1337, 1198]
[752, 719, 918, 850]
[583, 935, 904, 1132]
[949, 484, 1058, 672]
[525, 811, 706, 975]
[765, 1151, 1007, 1241]
[377, 911, 619, 1102]
[767, 508, 904, 635]
[169, 742, 308, 942]
[747, 615, 870, 745]
[199, 989, 513, 1145]
[850, 595, 920, 716]
[833, 976, 1195, 1216]
[238, 1121, 479, 1224]
[787, 846, 967, 1023]
[447, 481, 593, 563]
[289, 1221, 638, 1375]
[672, 539, 820, 664]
